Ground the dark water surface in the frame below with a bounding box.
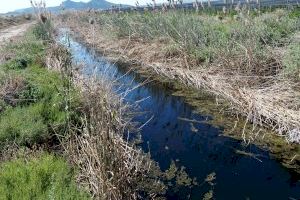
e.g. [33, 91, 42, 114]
[59, 33, 300, 200]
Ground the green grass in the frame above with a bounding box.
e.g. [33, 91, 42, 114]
[289, 7, 300, 18]
[3, 34, 45, 70]
[0, 28, 81, 146]
[0, 104, 48, 145]
[0, 23, 89, 200]
[0, 154, 91, 200]
[0, 64, 74, 146]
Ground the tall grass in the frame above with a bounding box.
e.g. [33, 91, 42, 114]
[1, 4, 170, 198]
[94, 10, 299, 73]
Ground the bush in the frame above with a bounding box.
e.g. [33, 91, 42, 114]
[0, 154, 90, 200]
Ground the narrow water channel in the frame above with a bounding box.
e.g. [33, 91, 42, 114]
[59, 32, 300, 200]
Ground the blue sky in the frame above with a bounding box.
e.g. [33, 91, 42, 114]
[0, 0, 168, 13]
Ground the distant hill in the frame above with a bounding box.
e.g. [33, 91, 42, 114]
[61, 0, 121, 10]
[6, 0, 130, 15]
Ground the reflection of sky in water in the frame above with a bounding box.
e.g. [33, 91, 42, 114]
[59, 32, 300, 200]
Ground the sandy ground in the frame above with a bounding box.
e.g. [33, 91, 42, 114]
[0, 22, 35, 45]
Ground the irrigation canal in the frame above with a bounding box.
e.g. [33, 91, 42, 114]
[59, 31, 300, 200]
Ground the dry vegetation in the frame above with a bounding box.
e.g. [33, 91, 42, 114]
[0, 14, 32, 30]
[65, 78, 165, 199]
[46, 43, 166, 199]
[58, 7, 300, 144]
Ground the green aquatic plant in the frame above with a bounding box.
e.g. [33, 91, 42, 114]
[203, 190, 214, 200]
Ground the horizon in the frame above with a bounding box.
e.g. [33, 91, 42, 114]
[0, 0, 169, 14]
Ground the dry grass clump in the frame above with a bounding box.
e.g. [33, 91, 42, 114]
[59, 9, 300, 143]
[143, 61, 300, 143]
[45, 43, 72, 71]
[0, 75, 26, 107]
[65, 77, 165, 199]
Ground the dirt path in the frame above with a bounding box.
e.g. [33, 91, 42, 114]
[0, 22, 35, 45]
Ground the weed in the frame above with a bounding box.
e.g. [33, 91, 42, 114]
[3, 34, 45, 70]
[94, 10, 299, 72]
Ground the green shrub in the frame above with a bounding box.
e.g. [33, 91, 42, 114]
[32, 21, 53, 41]
[24, 65, 81, 125]
[255, 12, 299, 45]
[0, 103, 48, 145]
[0, 154, 90, 200]
[18, 82, 42, 105]
[283, 42, 300, 79]
[0, 63, 82, 145]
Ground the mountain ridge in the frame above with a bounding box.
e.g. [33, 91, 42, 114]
[6, 0, 130, 15]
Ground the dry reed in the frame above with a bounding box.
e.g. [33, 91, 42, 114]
[45, 42, 165, 199]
